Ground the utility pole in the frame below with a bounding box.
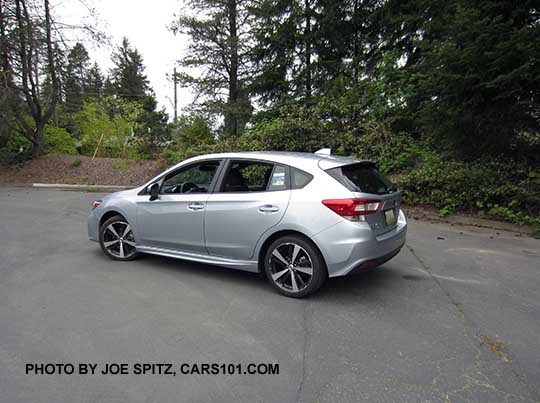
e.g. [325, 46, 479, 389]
[173, 67, 178, 124]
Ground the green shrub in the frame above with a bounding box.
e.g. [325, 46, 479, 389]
[350, 129, 431, 174]
[396, 155, 540, 221]
[72, 158, 82, 167]
[76, 98, 143, 159]
[0, 132, 32, 166]
[44, 125, 78, 155]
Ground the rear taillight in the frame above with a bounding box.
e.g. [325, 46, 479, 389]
[322, 199, 381, 221]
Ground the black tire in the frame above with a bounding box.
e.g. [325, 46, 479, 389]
[264, 235, 327, 298]
[99, 215, 139, 261]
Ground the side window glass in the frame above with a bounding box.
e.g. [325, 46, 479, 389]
[221, 160, 274, 192]
[292, 168, 313, 189]
[160, 160, 220, 194]
[268, 165, 287, 191]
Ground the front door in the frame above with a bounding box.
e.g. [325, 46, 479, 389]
[205, 160, 291, 260]
[136, 160, 222, 253]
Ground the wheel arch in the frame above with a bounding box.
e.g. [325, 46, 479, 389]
[99, 210, 126, 228]
[256, 229, 327, 273]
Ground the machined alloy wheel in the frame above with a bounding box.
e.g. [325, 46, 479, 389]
[264, 235, 327, 298]
[99, 215, 138, 261]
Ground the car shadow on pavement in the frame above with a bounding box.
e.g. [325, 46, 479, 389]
[90, 248, 405, 300]
[128, 251, 270, 289]
[313, 265, 406, 302]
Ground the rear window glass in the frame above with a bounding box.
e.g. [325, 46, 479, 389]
[268, 165, 288, 191]
[221, 160, 275, 192]
[326, 163, 396, 195]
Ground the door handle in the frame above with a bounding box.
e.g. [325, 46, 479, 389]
[258, 204, 279, 213]
[188, 202, 205, 211]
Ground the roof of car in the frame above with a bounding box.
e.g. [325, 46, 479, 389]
[186, 151, 371, 171]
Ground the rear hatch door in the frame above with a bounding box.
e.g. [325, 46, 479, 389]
[325, 162, 401, 236]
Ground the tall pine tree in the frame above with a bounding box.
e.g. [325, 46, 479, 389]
[63, 42, 91, 113]
[171, 0, 254, 137]
[109, 37, 151, 101]
[109, 37, 170, 156]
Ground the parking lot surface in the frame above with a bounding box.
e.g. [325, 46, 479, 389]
[1, 187, 539, 402]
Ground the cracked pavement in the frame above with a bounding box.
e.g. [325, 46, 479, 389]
[1, 187, 539, 402]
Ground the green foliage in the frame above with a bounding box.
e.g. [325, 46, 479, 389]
[351, 129, 430, 174]
[112, 160, 134, 170]
[75, 97, 143, 159]
[109, 37, 151, 102]
[72, 158, 82, 167]
[171, 0, 254, 136]
[373, 0, 540, 155]
[44, 126, 78, 155]
[162, 114, 219, 164]
[475, 201, 540, 235]
[0, 132, 32, 166]
[396, 156, 540, 219]
[438, 207, 454, 218]
[64, 43, 92, 113]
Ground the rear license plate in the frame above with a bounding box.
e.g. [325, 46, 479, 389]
[384, 209, 397, 225]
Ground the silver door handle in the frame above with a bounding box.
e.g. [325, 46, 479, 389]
[188, 202, 205, 211]
[258, 204, 279, 213]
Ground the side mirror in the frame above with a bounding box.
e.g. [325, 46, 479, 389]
[148, 183, 160, 201]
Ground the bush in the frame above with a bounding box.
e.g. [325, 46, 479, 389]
[395, 155, 540, 222]
[350, 129, 431, 174]
[0, 147, 32, 166]
[0, 132, 32, 166]
[44, 126, 78, 155]
[76, 98, 143, 159]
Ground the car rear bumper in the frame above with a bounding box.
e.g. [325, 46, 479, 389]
[313, 209, 407, 277]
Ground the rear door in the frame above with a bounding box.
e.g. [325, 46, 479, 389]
[326, 162, 401, 236]
[204, 160, 291, 260]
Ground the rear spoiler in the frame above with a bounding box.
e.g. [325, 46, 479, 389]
[317, 158, 376, 171]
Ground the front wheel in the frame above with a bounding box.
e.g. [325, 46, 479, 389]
[264, 235, 327, 298]
[99, 215, 139, 261]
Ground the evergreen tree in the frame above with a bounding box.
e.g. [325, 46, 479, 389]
[109, 37, 150, 101]
[64, 42, 91, 113]
[371, 0, 540, 154]
[86, 62, 105, 98]
[108, 37, 171, 155]
[171, 0, 254, 137]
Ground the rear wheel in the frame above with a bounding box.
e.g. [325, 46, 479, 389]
[264, 235, 327, 298]
[99, 215, 139, 261]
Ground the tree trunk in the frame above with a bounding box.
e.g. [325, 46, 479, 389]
[32, 122, 45, 158]
[225, 0, 239, 137]
[304, 0, 312, 101]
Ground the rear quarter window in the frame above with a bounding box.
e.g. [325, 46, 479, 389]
[291, 168, 313, 189]
[326, 163, 396, 195]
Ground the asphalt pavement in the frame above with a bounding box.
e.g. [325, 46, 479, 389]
[1, 187, 539, 402]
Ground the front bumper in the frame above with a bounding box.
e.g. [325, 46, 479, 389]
[313, 209, 407, 277]
[87, 210, 99, 242]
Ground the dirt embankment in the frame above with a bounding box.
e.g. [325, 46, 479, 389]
[0, 154, 168, 186]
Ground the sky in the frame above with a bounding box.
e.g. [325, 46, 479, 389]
[55, 0, 194, 119]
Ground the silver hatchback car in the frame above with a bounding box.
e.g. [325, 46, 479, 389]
[88, 151, 407, 297]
